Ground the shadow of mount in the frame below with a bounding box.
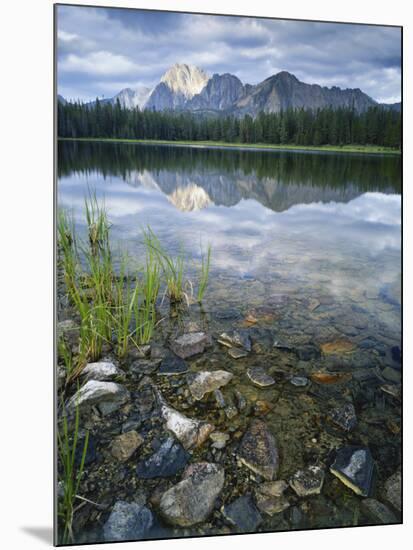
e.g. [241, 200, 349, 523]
[58, 141, 401, 213]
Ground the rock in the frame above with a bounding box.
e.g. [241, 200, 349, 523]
[136, 437, 189, 478]
[321, 340, 356, 354]
[81, 361, 122, 382]
[186, 370, 233, 400]
[329, 403, 357, 431]
[383, 470, 401, 511]
[111, 431, 143, 462]
[255, 493, 290, 516]
[171, 332, 208, 359]
[214, 389, 226, 408]
[254, 400, 273, 416]
[57, 366, 66, 390]
[330, 446, 375, 497]
[228, 347, 248, 359]
[273, 340, 294, 352]
[158, 353, 188, 375]
[234, 390, 248, 411]
[210, 432, 230, 449]
[129, 344, 151, 359]
[310, 372, 352, 385]
[381, 367, 401, 384]
[130, 359, 161, 376]
[237, 420, 279, 480]
[289, 376, 309, 387]
[103, 501, 153, 542]
[361, 499, 398, 524]
[161, 403, 215, 449]
[57, 319, 79, 340]
[247, 367, 275, 387]
[225, 405, 238, 419]
[222, 495, 262, 531]
[159, 462, 225, 527]
[218, 330, 252, 352]
[74, 434, 96, 467]
[296, 344, 320, 361]
[67, 380, 130, 416]
[289, 466, 325, 497]
[380, 384, 401, 401]
[256, 480, 288, 498]
[151, 344, 167, 360]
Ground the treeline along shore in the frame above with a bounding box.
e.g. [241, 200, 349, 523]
[58, 99, 401, 150]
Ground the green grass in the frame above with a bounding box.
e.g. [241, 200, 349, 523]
[197, 243, 211, 302]
[58, 137, 401, 155]
[57, 396, 89, 544]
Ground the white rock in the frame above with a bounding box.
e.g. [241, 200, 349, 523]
[81, 361, 122, 382]
[67, 380, 130, 416]
[186, 370, 233, 400]
[161, 403, 214, 450]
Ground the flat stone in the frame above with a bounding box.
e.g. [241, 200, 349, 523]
[273, 340, 294, 352]
[254, 400, 273, 416]
[210, 431, 230, 449]
[361, 498, 398, 524]
[130, 359, 161, 375]
[255, 493, 290, 516]
[383, 470, 401, 511]
[111, 431, 143, 462]
[330, 446, 375, 497]
[103, 501, 153, 542]
[186, 370, 233, 400]
[81, 361, 122, 382]
[329, 403, 357, 431]
[290, 376, 309, 387]
[380, 384, 401, 401]
[321, 340, 356, 354]
[218, 330, 252, 352]
[296, 344, 320, 361]
[159, 462, 225, 527]
[171, 332, 208, 359]
[136, 437, 189, 478]
[228, 347, 248, 359]
[311, 372, 352, 385]
[57, 319, 79, 339]
[67, 380, 130, 416]
[289, 466, 325, 497]
[161, 403, 215, 450]
[256, 480, 288, 498]
[237, 420, 279, 480]
[381, 367, 401, 384]
[221, 495, 262, 531]
[247, 367, 275, 388]
[158, 353, 188, 376]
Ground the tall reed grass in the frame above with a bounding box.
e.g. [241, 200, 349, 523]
[197, 243, 211, 302]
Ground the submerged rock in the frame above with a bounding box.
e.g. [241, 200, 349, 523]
[329, 403, 357, 431]
[381, 366, 401, 384]
[158, 353, 188, 376]
[255, 480, 290, 516]
[171, 332, 208, 359]
[296, 344, 320, 361]
[247, 367, 275, 387]
[234, 390, 248, 411]
[321, 340, 355, 354]
[289, 376, 309, 387]
[161, 403, 214, 449]
[218, 330, 252, 352]
[330, 446, 375, 497]
[67, 380, 130, 416]
[186, 370, 233, 400]
[289, 466, 325, 497]
[237, 420, 279, 480]
[228, 347, 248, 359]
[136, 437, 189, 478]
[383, 470, 401, 512]
[103, 501, 153, 542]
[222, 495, 262, 531]
[111, 431, 143, 462]
[214, 389, 226, 408]
[361, 498, 398, 524]
[210, 431, 230, 449]
[81, 361, 122, 382]
[159, 462, 225, 527]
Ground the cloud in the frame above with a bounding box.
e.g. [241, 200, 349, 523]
[56, 5, 401, 103]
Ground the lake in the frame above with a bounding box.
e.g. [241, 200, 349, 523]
[57, 140, 401, 539]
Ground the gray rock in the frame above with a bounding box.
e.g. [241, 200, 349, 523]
[289, 466, 325, 497]
[159, 462, 225, 527]
[136, 437, 189, 478]
[228, 347, 248, 359]
[222, 495, 262, 531]
[158, 353, 188, 375]
[57, 319, 78, 340]
[237, 420, 279, 480]
[103, 501, 153, 542]
[361, 498, 398, 524]
[289, 376, 309, 387]
[130, 359, 161, 375]
[214, 389, 226, 408]
[255, 493, 290, 516]
[218, 330, 252, 352]
[225, 405, 238, 419]
[111, 431, 143, 462]
[330, 446, 375, 497]
[81, 361, 122, 382]
[210, 432, 230, 449]
[383, 470, 401, 511]
[171, 332, 208, 359]
[380, 384, 401, 401]
[329, 403, 357, 431]
[234, 390, 248, 411]
[186, 370, 233, 400]
[161, 402, 214, 449]
[381, 367, 401, 384]
[67, 380, 130, 416]
[256, 480, 288, 498]
[57, 366, 66, 390]
[296, 344, 320, 361]
[247, 367, 275, 387]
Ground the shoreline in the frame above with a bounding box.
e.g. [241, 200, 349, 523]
[58, 137, 401, 156]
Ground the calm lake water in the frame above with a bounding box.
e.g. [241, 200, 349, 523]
[57, 140, 401, 540]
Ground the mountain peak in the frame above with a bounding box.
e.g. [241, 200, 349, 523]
[160, 63, 210, 98]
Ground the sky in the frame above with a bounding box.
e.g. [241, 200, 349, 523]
[56, 5, 402, 104]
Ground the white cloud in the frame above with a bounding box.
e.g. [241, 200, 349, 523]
[60, 51, 139, 76]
